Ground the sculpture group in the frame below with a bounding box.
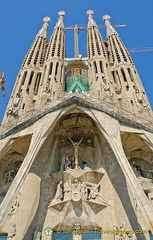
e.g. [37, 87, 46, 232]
[53, 179, 100, 202]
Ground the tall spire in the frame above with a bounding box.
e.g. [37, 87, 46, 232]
[22, 16, 50, 68]
[86, 10, 116, 101]
[35, 16, 51, 39]
[39, 11, 66, 101]
[103, 14, 118, 37]
[2, 17, 50, 123]
[86, 10, 98, 28]
[103, 14, 151, 112]
[54, 10, 65, 29]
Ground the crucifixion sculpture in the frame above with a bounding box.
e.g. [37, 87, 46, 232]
[69, 137, 83, 169]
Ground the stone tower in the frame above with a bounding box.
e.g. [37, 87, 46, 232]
[0, 10, 153, 240]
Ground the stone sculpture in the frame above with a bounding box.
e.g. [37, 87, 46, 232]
[69, 137, 83, 169]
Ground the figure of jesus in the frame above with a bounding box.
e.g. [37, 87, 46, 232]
[69, 137, 83, 169]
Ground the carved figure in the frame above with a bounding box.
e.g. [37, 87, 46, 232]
[60, 154, 66, 171]
[132, 163, 142, 178]
[7, 107, 18, 117]
[148, 192, 153, 206]
[53, 179, 102, 203]
[54, 181, 63, 201]
[72, 179, 82, 201]
[69, 138, 83, 169]
[63, 181, 69, 201]
[90, 186, 99, 199]
[103, 84, 110, 91]
[135, 89, 143, 103]
[60, 154, 72, 171]
[13, 94, 20, 107]
[7, 224, 16, 240]
[33, 226, 42, 240]
[10, 197, 19, 214]
[113, 225, 126, 240]
[65, 155, 72, 170]
[113, 225, 137, 240]
[81, 182, 87, 200]
[146, 170, 153, 179]
[68, 180, 72, 199]
[45, 80, 50, 93]
[113, 225, 120, 240]
[4, 169, 18, 184]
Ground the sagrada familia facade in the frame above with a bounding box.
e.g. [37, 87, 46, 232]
[0, 10, 153, 240]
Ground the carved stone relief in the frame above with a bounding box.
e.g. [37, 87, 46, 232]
[13, 94, 21, 107]
[7, 223, 16, 240]
[60, 154, 72, 171]
[7, 107, 18, 117]
[48, 170, 107, 230]
[9, 195, 20, 215]
[113, 225, 136, 240]
[130, 160, 153, 180]
[52, 178, 102, 202]
[2, 161, 22, 185]
[45, 80, 51, 93]
[3, 169, 18, 184]
[33, 226, 42, 240]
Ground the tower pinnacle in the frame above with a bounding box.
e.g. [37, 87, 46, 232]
[86, 10, 98, 28]
[54, 10, 65, 29]
[103, 14, 118, 37]
[35, 16, 51, 39]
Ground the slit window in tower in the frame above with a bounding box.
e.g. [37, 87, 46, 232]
[99, 61, 103, 73]
[93, 61, 98, 74]
[51, 43, 56, 57]
[109, 39, 115, 62]
[26, 71, 34, 93]
[87, 35, 90, 58]
[112, 71, 116, 83]
[22, 103, 25, 109]
[34, 73, 41, 95]
[90, 31, 95, 56]
[40, 42, 45, 65]
[60, 65, 63, 83]
[57, 35, 61, 57]
[34, 40, 42, 65]
[28, 72, 34, 85]
[62, 45, 65, 59]
[55, 62, 59, 81]
[49, 62, 53, 75]
[116, 38, 127, 62]
[121, 68, 127, 82]
[95, 40, 100, 56]
[27, 39, 38, 65]
[128, 68, 134, 82]
[21, 71, 27, 86]
[94, 30, 101, 56]
[112, 37, 121, 63]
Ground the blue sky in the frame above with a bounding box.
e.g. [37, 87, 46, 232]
[0, 0, 153, 123]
